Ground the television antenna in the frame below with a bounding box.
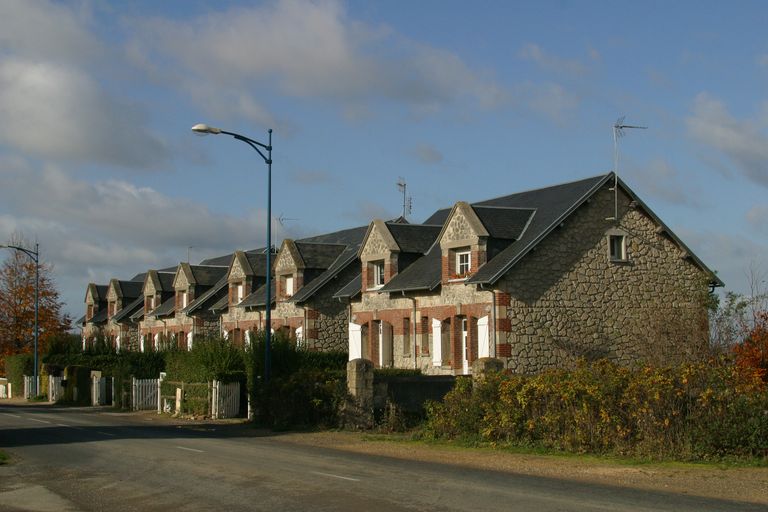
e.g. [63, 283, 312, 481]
[275, 213, 297, 243]
[609, 116, 647, 222]
[396, 177, 412, 221]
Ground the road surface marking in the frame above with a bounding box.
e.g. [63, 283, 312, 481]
[56, 423, 70, 427]
[28, 418, 51, 424]
[96, 431, 116, 437]
[176, 446, 204, 453]
[1, 413, 21, 418]
[311, 471, 360, 482]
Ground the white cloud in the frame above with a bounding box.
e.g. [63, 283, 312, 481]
[128, 0, 505, 122]
[627, 159, 701, 208]
[0, 0, 99, 64]
[519, 43, 587, 75]
[0, 161, 270, 317]
[411, 144, 444, 165]
[679, 229, 768, 297]
[0, 59, 168, 168]
[686, 92, 768, 187]
[516, 82, 580, 124]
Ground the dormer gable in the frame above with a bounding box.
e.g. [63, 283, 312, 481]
[227, 251, 254, 306]
[274, 240, 303, 300]
[84, 283, 106, 321]
[438, 202, 489, 283]
[358, 220, 400, 291]
[106, 279, 120, 320]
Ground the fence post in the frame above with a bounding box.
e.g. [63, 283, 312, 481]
[131, 377, 136, 411]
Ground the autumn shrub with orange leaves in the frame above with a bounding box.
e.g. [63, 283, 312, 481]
[733, 311, 768, 383]
[422, 360, 768, 461]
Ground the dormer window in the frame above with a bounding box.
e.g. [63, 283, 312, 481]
[372, 260, 385, 288]
[177, 290, 188, 309]
[456, 250, 471, 277]
[284, 275, 294, 297]
[87, 304, 94, 320]
[146, 295, 156, 313]
[236, 283, 244, 303]
[108, 302, 115, 317]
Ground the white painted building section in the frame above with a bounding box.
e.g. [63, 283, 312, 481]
[348, 323, 362, 360]
[477, 316, 490, 358]
[431, 318, 442, 366]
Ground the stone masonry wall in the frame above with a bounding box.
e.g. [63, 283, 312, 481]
[497, 184, 710, 373]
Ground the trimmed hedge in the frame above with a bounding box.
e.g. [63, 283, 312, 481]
[422, 360, 768, 461]
[4, 353, 33, 395]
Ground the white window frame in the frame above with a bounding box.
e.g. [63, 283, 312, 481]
[608, 234, 627, 262]
[285, 275, 294, 297]
[236, 283, 244, 303]
[181, 291, 188, 308]
[372, 261, 385, 288]
[455, 250, 471, 277]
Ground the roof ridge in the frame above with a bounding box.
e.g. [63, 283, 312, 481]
[472, 173, 611, 205]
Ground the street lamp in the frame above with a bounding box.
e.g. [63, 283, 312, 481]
[191, 123, 273, 383]
[0, 243, 39, 396]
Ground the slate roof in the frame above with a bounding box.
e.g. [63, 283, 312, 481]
[183, 275, 228, 315]
[333, 273, 362, 300]
[378, 246, 442, 293]
[245, 252, 269, 276]
[116, 280, 143, 299]
[472, 206, 536, 240]
[239, 281, 276, 308]
[157, 272, 176, 292]
[150, 296, 176, 318]
[189, 265, 228, 286]
[75, 315, 85, 327]
[112, 295, 144, 323]
[93, 285, 108, 301]
[291, 245, 358, 304]
[387, 223, 442, 253]
[89, 308, 108, 325]
[294, 242, 347, 269]
[298, 225, 368, 245]
[210, 294, 229, 314]
[130, 307, 145, 322]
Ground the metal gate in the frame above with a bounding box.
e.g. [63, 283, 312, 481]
[132, 377, 159, 411]
[211, 380, 240, 419]
[23, 376, 40, 399]
[49, 376, 63, 402]
[92, 376, 112, 406]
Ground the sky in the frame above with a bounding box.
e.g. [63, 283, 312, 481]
[1, 0, 767, 320]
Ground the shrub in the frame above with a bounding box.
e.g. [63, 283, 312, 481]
[4, 353, 33, 394]
[422, 360, 768, 461]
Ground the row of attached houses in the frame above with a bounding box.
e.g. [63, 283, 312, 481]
[81, 173, 722, 375]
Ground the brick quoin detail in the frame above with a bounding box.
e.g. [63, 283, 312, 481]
[306, 309, 319, 320]
[495, 292, 511, 307]
[497, 317, 512, 332]
[497, 343, 512, 357]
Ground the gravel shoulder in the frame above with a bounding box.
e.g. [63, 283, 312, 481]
[272, 430, 768, 506]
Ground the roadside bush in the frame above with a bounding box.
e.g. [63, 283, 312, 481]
[422, 360, 768, 461]
[246, 330, 347, 429]
[4, 353, 33, 395]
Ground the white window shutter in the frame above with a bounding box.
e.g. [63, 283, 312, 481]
[478, 316, 490, 358]
[432, 318, 442, 366]
[348, 323, 362, 361]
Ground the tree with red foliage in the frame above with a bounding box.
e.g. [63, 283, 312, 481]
[0, 235, 71, 369]
[733, 311, 768, 383]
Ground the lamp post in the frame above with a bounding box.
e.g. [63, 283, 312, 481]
[191, 124, 273, 382]
[0, 243, 39, 396]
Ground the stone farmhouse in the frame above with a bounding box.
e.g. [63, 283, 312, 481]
[80, 173, 721, 374]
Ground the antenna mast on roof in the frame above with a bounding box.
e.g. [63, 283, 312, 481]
[397, 177, 412, 221]
[609, 116, 647, 222]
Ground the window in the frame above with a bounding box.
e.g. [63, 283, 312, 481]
[285, 275, 294, 297]
[609, 234, 627, 261]
[181, 291, 188, 308]
[402, 317, 411, 355]
[108, 302, 115, 317]
[236, 283, 244, 303]
[87, 304, 94, 320]
[420, 316, 429, 354]
[455, 250, 471, 277]
[372, 261, 385, 288]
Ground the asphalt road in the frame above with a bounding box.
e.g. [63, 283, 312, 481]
[0, 403, 763, 512]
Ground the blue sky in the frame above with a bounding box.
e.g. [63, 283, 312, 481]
[1, 0, 767, 319]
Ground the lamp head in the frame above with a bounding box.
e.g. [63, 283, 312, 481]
[191, 123, 221, 135]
